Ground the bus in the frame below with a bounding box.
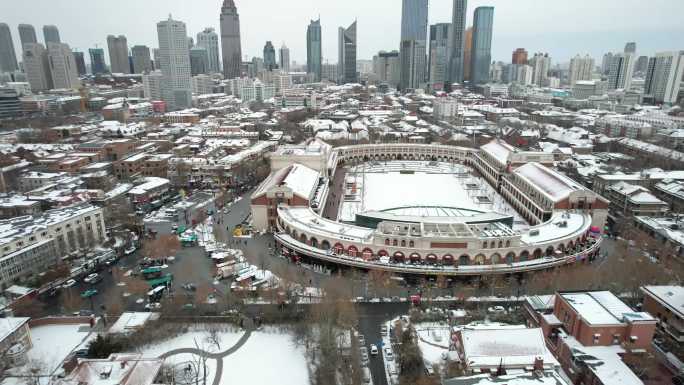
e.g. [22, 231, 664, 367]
[147, 285, 165, 302]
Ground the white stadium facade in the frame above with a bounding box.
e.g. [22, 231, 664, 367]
[251, 139, 609, 277]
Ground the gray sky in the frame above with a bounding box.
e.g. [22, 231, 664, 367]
[2, 0, 683, 66]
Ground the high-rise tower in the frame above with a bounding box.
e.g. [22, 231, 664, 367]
[399, 0, 428, 90]
[338, 21, 357, 84]
[157, 15, 192, 110]
[279, 44, 290, 72]
[18, 24, 37, 48]
[0, 23, 18, 72]
[197, 27, 220, 73]
[107, 35, 130, 74]
[307, 19, 322, 81]
[263, 41, 276, 71]
[43, 25, 60, 44]
[220, 0, 242, 79]
[470, 6, 494, 84]
[448, 0, 467, 85]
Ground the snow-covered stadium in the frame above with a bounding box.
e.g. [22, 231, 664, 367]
[251, 140, 608, 276]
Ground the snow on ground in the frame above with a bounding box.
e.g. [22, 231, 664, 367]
[220, 328, 308, 385]
[1, 322, 95, 385]
[136, 325, 309, 385]
[414, 323, 451, 365]
[138, 324, 244, 357]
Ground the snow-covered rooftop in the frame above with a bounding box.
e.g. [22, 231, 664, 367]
[641, 285, 684, 319]
[560, 291, 654, 325]
[459, 325, 558, 369]
[514, 163, 584, 202]
[0, 317, 29, 343]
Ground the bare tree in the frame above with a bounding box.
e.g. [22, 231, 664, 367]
[142, 235, 181, 261]
[205, 325, 222, 351]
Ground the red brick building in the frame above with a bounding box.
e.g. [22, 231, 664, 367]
[525, 291, 657, 385]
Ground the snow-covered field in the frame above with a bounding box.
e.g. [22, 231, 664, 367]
[223, 329, 309, 385]
[339, 161, 529, 229]
[415, 323, 451, 365]
[137, 325, 309, 385]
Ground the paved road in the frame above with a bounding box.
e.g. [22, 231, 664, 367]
[357, 303, 409, 385]
[159, 318, 255, 385]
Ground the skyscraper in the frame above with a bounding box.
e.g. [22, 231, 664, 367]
[143, 70, 164, 101]
[89, 48, 106, 75]
[220, 0, 242, 79]
[190, 47, 210, 75]
[23, 43, 52, 91]
[73, 51, 87, 76]
[47, 43, 80, 89]
[448, 0, 467, 85]
[530, 52, 551, 87]
[512, 48, 528, 65]
[263, 41, 277, 71]
[635, 55, 649, 74]
[428, 23, 450, 90]
[373, 50, 400, 88]
[568, 54, 594, 85]
[601, 52, 614, 75]
[338, 21, 357, 84]
[197, 28, 220, 73]
[107, 35, 129, 74]
[607, 52, 635, 90]
[153, 48, 161, 70]
[399, 0, 428, 90]
[0, 23, 18, 72]
[43, 25, 60, 44]
[279, 44, 290, 72]
[131, 45, 152, 74]
[463, 27, 472, 81]
[307, 19, 322, 81]
[624, 42, 637, 54]
[18, 24, 37, 48]
[157, 16, 192, 110]
[644, 51, 684, 105]
[470, 6, 494, 84]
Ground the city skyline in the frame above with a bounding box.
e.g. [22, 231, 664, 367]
[1, 0, 683, 68]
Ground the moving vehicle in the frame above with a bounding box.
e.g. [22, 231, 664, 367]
[147, 285, 166, 302]
[62, 279, 77, 288]
[370, 344, 378, 355]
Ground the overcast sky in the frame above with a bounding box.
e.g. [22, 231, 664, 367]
[2, 0, 683, 67]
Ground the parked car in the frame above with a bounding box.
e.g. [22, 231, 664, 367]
[487, 305, 506, 314]
[144, 302, 162, 311]
[84, 273, 101, 284]
[385, 347, 394, 361]
[80, 289, 98, 298]
[358, 334, 365, 346]
[362, 367, 371, 384]
[370, 344, 378, 355]
[360, 346, 369, 364]
[424, 362, 435, 376]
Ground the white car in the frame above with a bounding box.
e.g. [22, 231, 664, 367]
[370, 344, 378, 355]
[62, 279, 77, 288]
[385, 347, 394, 361]
[145, 302, 162, 311]
[84, 273, 101, 284]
